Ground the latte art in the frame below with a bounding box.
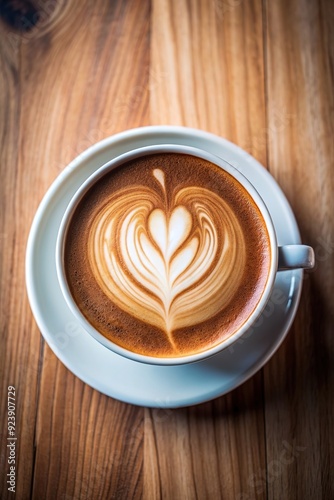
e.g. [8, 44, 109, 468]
[88, 169, 246, 348]
[64, 153, 271, 358]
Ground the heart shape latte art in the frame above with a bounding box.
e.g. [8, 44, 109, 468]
[88, 168, 246, 348]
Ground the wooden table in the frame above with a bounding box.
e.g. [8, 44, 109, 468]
[1, 1, 333, 498]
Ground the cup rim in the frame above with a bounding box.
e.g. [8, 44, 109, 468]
[55, 144, 278, 366]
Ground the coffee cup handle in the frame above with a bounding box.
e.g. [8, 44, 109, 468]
[278, 245, 315, 270]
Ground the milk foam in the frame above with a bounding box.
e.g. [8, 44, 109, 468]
[88, 169, 246, 348]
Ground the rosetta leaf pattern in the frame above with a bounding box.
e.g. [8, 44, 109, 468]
[88, 169, 246, 348]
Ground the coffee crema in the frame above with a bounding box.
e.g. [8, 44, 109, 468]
[64, 153, 271, 358]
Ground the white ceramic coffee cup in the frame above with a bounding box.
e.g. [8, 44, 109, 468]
[56, 145, 314, 365]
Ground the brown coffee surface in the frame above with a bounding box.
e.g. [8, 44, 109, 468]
[64, 153, 271, 358]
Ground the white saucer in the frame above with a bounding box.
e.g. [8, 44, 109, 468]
[26, 126, 303, 408]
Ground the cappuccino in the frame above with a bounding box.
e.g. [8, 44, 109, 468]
[64, 153, 271, 357]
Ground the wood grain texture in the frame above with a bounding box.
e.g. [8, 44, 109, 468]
[144, 376, 266, 499]
[22, 0, 150, 498]
[150, 0, 267, 165]
[263, 1, 334, 499]
[0, 0, 333, 498]
[0, 15, 40, 500]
